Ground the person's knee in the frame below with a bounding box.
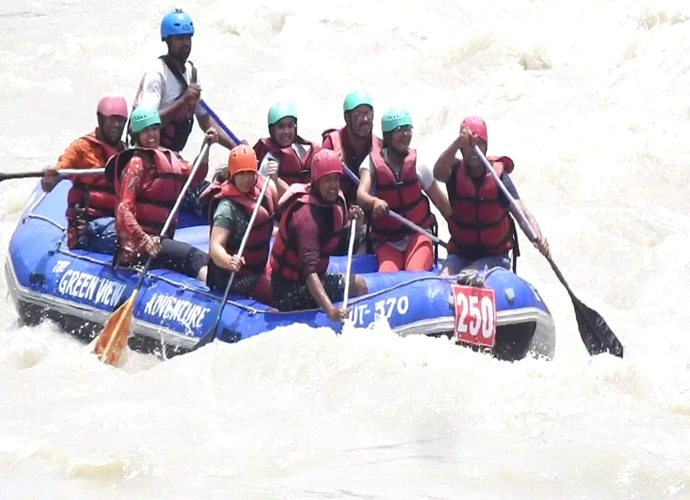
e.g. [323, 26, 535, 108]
[406, 240, 433, 271]
[196, 265, 208, 282]
[350, 275, 368, 297]
[376, 244, 403, 273]
[188, 247, 209, 281]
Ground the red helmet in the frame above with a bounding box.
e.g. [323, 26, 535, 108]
[97, 95, 128, 118]
[311, 149, 342, 183]
[460, 115, 488, 142]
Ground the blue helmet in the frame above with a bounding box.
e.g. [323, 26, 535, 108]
[161, 9, 194, 42]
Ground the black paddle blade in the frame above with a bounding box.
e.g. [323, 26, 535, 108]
[571, 295, 624, 358]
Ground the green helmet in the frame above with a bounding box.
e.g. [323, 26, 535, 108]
[381, 107, 413, 133]
[267, 101, 298, 127]
[343, 90, 374, 113]
[130, 106, 161, 133]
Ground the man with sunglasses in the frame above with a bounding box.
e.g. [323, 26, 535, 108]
[322, 90, 383, 254]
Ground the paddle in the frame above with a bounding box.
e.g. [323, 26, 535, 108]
[199, 99, 242, 146]
[0, 168, 105, 182]
[191, 175, 272, 351]
[342, 220, 358, 311]
[341, 164, 447, 248]
[91, 143, 212, 365]
[474, 144, 624, 358]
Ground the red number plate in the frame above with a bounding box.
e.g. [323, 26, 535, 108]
[451, 284, 497, 348]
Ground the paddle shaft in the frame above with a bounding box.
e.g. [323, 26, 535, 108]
[341, 164, 447, 248]
[199, 100, 241, 145]
[0, 168, 105, 181]
[195, 175, 272, 349]
[342, 221, 358, 310]
[132, 143, 211, 290]
[474, 145, 569, 289]
[474, 145, 624, 357]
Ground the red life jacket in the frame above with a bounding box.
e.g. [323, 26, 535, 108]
[368, 148, 434, 243]
[446, 156, 515, 258]
[106, 147, 188, 238]
[252, 137, 319, 186]
[321, 127, 382, 203]
[65, 133, 124, 249]
[204, 176, 275, 277]
[269, 183, 346, 282]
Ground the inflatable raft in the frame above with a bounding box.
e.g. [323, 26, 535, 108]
[4, 180, 556, 361]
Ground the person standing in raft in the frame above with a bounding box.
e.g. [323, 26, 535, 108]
[107, 106, 216, 281]
[203, 145, 284, 304]
[321, 90, 382, 254]
[269, 149, 368, 321]
[253, 101, 320, 192]
[433, 115, 550, 277]
[131, 8, 238, 153]
[357, 107, 451, 272]
[41, 95, 128, 254]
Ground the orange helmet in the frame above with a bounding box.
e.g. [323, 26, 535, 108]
[228, 145, 258, 178]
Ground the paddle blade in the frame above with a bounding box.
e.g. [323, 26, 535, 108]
[571, 295, 624, 358]
[92, 291, 137, 366]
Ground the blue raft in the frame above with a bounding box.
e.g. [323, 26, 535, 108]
[5, 181, 556, 361]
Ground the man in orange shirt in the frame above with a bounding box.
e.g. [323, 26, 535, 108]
[41, 95, 128, 254]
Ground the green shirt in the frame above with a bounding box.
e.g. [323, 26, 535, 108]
[212, 198, 248, 250]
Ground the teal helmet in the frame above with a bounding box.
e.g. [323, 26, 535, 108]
[381, 107, 412, 133]
[130, 106, 161, 133]
[267, 101, 298, 127]
[343, 90, 374, 113]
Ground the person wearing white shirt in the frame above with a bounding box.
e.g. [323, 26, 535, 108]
[357, 107, 451, 273]
[131, 9, 238, 153]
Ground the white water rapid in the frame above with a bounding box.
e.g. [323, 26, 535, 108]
[1, 1, 689, 498]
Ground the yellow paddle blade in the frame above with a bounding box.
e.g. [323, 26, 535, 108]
[91, 290, 138, 366]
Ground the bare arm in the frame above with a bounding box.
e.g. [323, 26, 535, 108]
[158, 99, 190, 128]
[197, 113, 238, 150]
[138, 71, 189, 128]
[433, 137, 462, 182]
[306, 273, 336, 312]
[511, 200, 544, 242]
[268, 179, 284, 205]
[356, 168, 378, 210]
[424, 180, 452, 220]
[209, 226, 233, 269]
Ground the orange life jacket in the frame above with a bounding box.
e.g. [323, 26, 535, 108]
[269, 183, 346, 282]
